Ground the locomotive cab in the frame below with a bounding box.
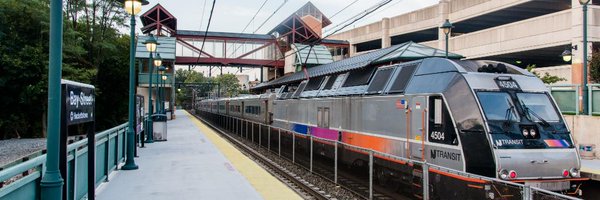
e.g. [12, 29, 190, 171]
[466, 65, 581, 191]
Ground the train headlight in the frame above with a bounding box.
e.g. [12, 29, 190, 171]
[570, 168, 579, 177]
[499, 169, 509, 180]
[529, 129, 536, 137]
[562, 169, 570, 177]
[509, 170, 517, 179]
[522, 129, 529, 137]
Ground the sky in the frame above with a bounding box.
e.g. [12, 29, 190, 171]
[136, 0, 438, 80]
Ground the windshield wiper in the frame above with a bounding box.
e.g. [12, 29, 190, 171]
[520, 99, 550, 127]
[503, 99, 515, 131]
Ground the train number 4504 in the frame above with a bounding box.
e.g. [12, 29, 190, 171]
[430, 131, 445, 140]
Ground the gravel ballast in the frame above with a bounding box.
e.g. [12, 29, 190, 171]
[0, 139, 46, 167]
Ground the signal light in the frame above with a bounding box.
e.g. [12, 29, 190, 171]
[563, 169, 570, 177]
[509, 170, 517, 179]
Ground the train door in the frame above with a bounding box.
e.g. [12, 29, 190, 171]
[226, 101, 230, 115]
[241, 101, 245, 118]
[410, 96, 428, 161]
[263, 100, 269, 124]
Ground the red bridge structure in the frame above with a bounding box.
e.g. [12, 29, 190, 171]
[139, 2, 350, 82]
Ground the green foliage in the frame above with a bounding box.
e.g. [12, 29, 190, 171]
[175, 69, 208, 107]
[0, 0, 132, 138]
[526, 64, 566, 84]
[590, 51, 600, 83]
[214, 74, 241, 97]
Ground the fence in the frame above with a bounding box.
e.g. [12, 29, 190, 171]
[198, 111, 581, 200]
[0, 123, 128, 200]
[548, 84, 600, 115]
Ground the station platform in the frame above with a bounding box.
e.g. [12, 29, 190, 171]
[96, 110, 301, 200]
[582, 159, 600, 181]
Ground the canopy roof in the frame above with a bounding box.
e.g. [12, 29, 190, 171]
[293, 44, 333, 66]
[135, 36, 176, 60]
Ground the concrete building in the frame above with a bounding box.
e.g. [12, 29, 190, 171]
[330, 0, 600, 85]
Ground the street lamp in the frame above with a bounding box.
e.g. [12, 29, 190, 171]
[40, 0, 67, 198]
[121, 0, 149, 171]
[143, 38, 160, 144]
[440, 19, 454, 58]
[580, 0, 590, 115]
[158, 66, 167, 114]
[561, 45, 577, 62]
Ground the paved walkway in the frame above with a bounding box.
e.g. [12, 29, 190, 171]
[97, 110, 300, 200]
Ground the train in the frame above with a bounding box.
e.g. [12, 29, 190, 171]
[195, 57, 584, 196]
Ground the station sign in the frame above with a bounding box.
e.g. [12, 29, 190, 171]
[62, 80, 95, 125]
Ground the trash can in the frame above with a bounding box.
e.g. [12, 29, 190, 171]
[166, 110, 172, 120]
[152, 114, 167, 141]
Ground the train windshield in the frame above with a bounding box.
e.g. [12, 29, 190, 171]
[477, 92, 519, 122]
[516, 93, 560, 122]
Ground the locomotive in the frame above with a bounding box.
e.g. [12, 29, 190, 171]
[196, 58, 584, 194]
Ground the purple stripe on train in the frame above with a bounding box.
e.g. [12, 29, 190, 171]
[310, 127, 338, 140]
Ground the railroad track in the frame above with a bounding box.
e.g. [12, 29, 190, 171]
[192, 113, 330, 200]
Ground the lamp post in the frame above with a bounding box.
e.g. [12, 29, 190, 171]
[122, 0, 149, 171]
[40, 0, 65, 198]
[144, 38, 161, 143]
[440, 19, 453, 58]
[162, 74, 168, 114]
[580, 0, 590, 115]
[158, 66, 167, 114]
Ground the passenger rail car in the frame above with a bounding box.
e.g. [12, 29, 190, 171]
[196, 58, 584, 195]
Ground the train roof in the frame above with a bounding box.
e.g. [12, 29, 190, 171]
[253, 41, 464, 90]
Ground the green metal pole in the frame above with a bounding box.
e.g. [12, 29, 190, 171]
[147, 53, 154, 143]
[122, 14, 139, 170]
[40, 0, 65, 198]
[155, 73, 160, 116]
[583, 3, 589, 115]
[445, 33, 449, 58]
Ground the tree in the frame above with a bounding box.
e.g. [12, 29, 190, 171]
[0, 0, 133, 138]
[175, 69, 208, 107]
[526, 64, 566, 84]
[213, 74, 241, 97]
[590, 51, 600, 83]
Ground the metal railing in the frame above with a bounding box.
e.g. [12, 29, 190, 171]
[548, 84, 600, 116]
[0, 123, 129, 200]
[548, 84, 580, 115]
[589, 84, 600, 116]
[198, 111, 581, 200]
[138, 73, 173, 86]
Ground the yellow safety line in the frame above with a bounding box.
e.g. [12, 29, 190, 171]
[581, 166, 600, 174]
[184, 111, 302, 200]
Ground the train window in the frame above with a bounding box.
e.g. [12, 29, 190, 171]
[477, 92, 519, 122]
[388, 64, 418, 93]
[317, 107, 330, 128]
[429, 97, 458, 145]
[366, 67, 394, 94]
[342, 67, 376, 87]
[516, 93, 560, 122]
[323, 108, 329, 128]
[244, 106, 261, 115]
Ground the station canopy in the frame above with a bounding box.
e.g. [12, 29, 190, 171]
[253, 41, 463, 89]
[135, 35, 176, 60]
[292, 43, 334, 69]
